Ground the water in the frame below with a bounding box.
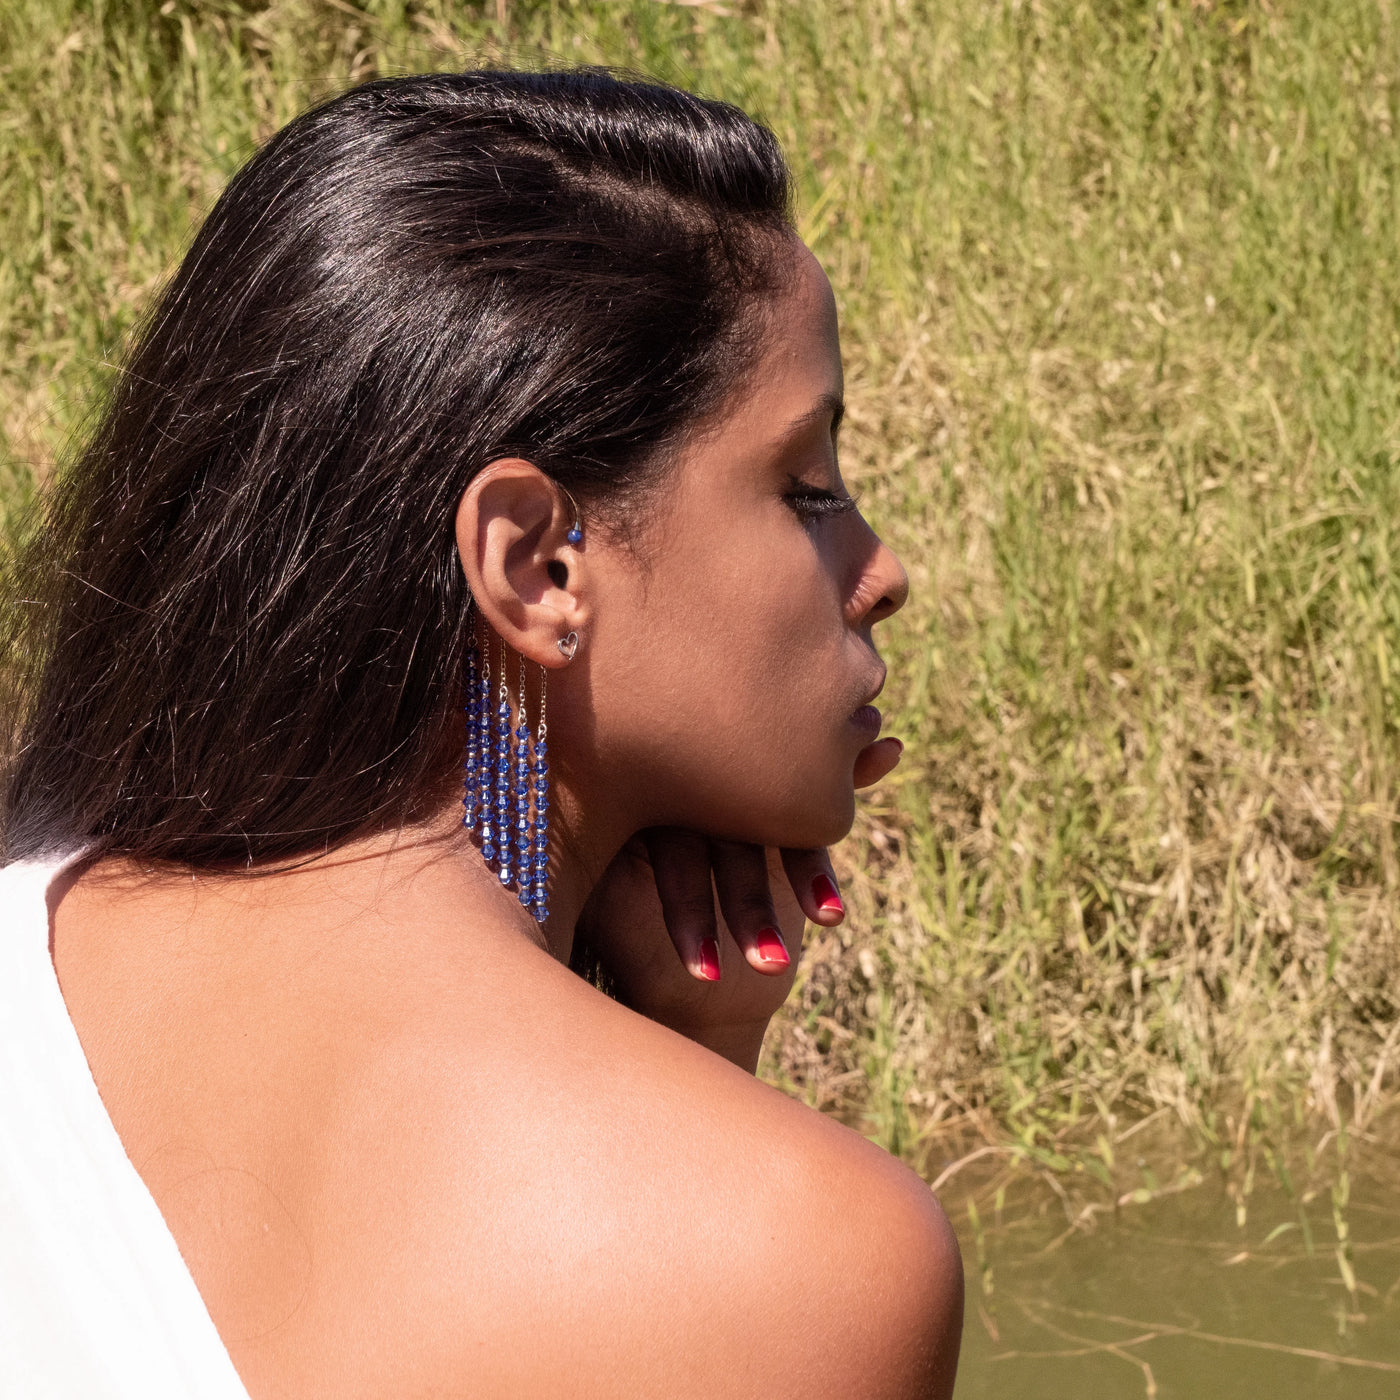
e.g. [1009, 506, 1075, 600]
[946, 1159, 1400, 1398]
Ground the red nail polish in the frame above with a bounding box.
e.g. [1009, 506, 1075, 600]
[811, 873, 844, 918]
[753, 927, 790, 967]
[698, 937, 722, 981]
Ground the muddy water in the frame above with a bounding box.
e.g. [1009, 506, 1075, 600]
[946, 1165, 1400, 1398]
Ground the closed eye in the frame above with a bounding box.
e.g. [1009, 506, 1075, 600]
[784, 481, 862, 526]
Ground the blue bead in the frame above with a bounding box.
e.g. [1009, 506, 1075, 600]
[566, 524, 582, 545]
[518, 887, 532, 906]
[499, 865, 512, 885]
[482, 842, 495, 861]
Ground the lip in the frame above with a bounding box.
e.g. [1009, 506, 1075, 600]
[857, 665, 887, 710]
[849, 704, 882, 737]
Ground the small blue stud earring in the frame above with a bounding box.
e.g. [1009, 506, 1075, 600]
[563, 489, 583, 546]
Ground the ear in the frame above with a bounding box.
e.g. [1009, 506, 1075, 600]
[454, 460, 586, 667]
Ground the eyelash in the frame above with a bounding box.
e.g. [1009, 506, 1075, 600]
[784, 485, 862, 526]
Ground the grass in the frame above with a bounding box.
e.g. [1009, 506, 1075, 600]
[3, 0, 1399, 1207]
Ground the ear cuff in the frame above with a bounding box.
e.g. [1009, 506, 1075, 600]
[563, 489, 584, 546]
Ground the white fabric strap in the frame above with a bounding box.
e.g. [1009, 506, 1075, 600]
[0, 858, 249, 1400]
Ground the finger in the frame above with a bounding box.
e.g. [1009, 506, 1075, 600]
[854, 735, 903, 789]
[780, 846, 845, 927]
[641, 827, 722, 982]
[708, 839, 791, 976]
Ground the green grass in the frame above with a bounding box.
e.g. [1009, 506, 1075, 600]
[3, 0, 1398, 1202]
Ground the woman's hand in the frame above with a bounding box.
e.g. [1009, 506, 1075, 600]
[574, 835, 840, 1071]
[575, 735, 903, 1071]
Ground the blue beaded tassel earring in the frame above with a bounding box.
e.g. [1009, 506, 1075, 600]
[462, 616, 488, 837]
[462, 490, 580, 922]
[461, 616, 559, 925]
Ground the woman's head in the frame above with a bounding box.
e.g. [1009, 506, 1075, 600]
[2, 67, 903, 867]
[464, 240, 907, 858]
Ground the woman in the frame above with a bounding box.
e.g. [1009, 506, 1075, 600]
[0, 69, 962, 1398]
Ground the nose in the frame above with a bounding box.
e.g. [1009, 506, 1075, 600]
[846, 526, 909, 629]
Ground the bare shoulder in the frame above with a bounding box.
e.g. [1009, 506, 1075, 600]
[733, 1077, 966, 1400]
[300, 964, 963, 1399]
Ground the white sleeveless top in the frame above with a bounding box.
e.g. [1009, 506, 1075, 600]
[0, 857, 250, 1400]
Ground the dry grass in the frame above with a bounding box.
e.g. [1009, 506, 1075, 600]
[3, 0, 1399, 1196]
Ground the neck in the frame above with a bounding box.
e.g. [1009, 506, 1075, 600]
[391, 775, 636, 968]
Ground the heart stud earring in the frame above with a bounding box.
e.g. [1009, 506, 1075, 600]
[556, 631, 578, 662]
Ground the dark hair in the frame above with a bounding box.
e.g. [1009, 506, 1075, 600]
[1, 68, 793, 866]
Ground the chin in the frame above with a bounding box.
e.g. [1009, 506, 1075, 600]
[776, 785, 856, 850]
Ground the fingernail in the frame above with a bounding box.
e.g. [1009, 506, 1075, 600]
[753, 927, 789, 967]
[811, 873, 844, 919]
[697, 936, 722, 981]
[890, 737, 905, 755]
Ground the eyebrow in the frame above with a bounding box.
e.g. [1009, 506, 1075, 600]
[786, 391, 845, 439]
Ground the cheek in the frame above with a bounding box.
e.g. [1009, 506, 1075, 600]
[589, 538, 857, 842]
[660, 539, 841, 717]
